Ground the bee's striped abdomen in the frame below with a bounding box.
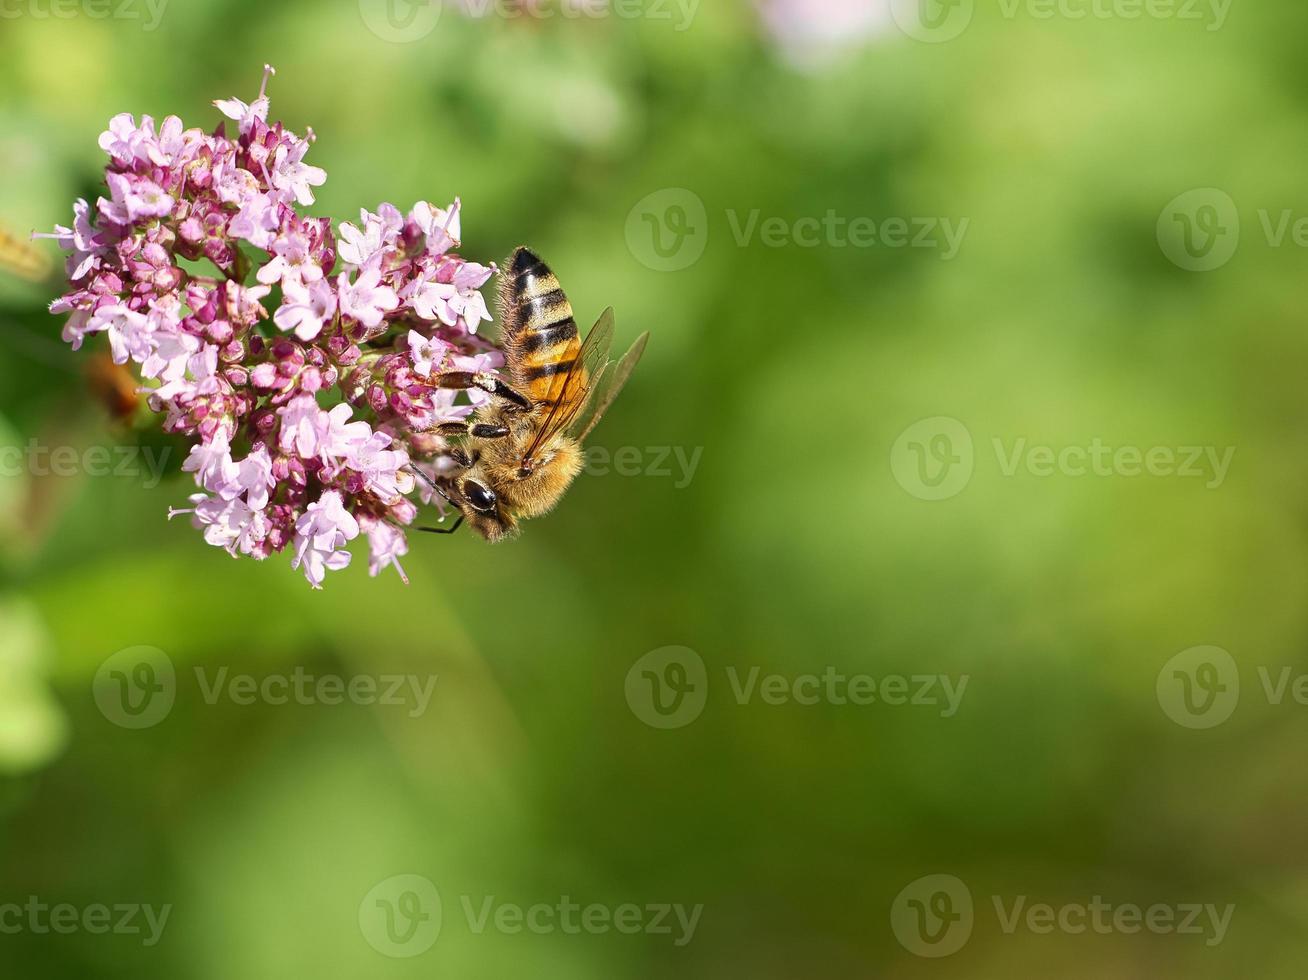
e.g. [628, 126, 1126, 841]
[500, 247, 584, 408]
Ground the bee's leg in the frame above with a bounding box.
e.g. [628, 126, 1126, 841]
[434, 421, 511, 440]
[417, 516, 464, 535]
[432, 371, 532, 411]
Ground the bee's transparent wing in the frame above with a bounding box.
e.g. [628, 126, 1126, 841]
[571, 330, 649, 443]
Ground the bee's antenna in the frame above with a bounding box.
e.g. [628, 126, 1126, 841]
[406, 463, 454, 503]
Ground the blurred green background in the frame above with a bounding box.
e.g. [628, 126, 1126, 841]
[3, 0, 1308, 975]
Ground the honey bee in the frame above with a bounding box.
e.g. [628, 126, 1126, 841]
[420, 247, 648, 541]
[0, 224, 52, 282]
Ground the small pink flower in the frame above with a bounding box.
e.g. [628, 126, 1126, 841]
[338, 261, 398, 330]
[141, 326, 201, 388]
[408, 261, 493, 331]
[177, 494, 269, 558]
[257, 224, 326, 291]
[278, 395, 329, 459]
[269, 137, 326, 207]
[359, 514, 410, 585]
[182, 429, 236, 493]
[274, 278, 337, 341]
[347, 430, 412, 504]
[407, 329, 451, 378]
[410, 199, 461, 255]
[33, 199, 108, 281]
[321, 403, 375, 462]
[100, 173, 174, 226]
[213, 64, 276, 136]
[292, 490, 359, 588]
[98, 113, 157, 166]
[88, 303, 152, 365]
[228, 192, 280, 250]
[337, 204, 404, 267]
[219, 446, 275, 510]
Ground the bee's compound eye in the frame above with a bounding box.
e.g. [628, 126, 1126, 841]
[463, 480, 497, 513]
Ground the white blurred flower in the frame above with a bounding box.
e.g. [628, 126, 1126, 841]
[756, 0, 895, 68]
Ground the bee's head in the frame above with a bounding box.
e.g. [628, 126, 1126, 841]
[457, 476, 518, 543]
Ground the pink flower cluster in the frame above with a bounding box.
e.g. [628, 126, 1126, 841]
[41, 67, 501, 587]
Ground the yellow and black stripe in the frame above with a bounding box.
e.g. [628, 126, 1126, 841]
[501, 248, 582, 408]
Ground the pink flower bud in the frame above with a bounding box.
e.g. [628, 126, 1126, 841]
[207, 319, 234, 344]
[251, 363, 279, 388]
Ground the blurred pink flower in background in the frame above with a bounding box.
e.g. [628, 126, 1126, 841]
[755, 0, 895, 68]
